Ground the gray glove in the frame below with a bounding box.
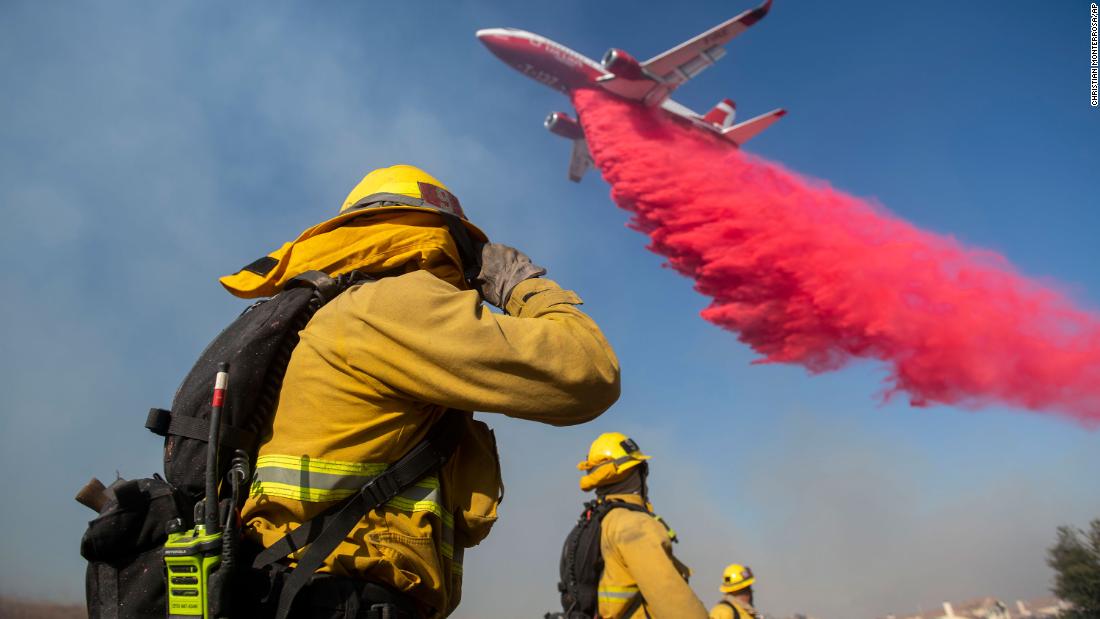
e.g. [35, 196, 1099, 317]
[475, 243, 547, 309]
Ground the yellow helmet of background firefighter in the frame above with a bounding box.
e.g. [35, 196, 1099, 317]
[720, 563, 755, 593]
[340, 164, 488, 242]
[576, 432, 651, 491]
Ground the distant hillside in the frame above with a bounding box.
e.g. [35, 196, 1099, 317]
[0, 598, 85, 619]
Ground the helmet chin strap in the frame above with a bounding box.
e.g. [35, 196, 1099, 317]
[441, 213, 483, 291]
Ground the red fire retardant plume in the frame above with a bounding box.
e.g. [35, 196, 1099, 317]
[572, 88, 1100, 424]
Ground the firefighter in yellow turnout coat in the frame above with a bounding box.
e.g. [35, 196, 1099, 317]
[578, 433, 708, 619]
[224, 165, 621, 618]
[709, 564, 760, 619]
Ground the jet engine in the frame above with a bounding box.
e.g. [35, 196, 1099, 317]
[544, 111, 584, 141]
[600, 48, 647, 81]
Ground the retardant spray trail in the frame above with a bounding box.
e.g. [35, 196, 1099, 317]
[572, 88, 1100, 424]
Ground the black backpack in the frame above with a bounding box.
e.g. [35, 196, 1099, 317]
[77, 269, 462, 619]
[555, 499, 652, 619]
[77, 270, 363, 617]
[154, 270, 368, 507]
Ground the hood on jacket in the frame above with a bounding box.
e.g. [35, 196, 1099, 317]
[220, 210, 467, 298]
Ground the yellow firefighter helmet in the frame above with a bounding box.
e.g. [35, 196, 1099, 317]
[338, 164, 488, 242]
[220, 164, 488, 299]
[720, 563, 755, 593]
[577, 432, 651, 491]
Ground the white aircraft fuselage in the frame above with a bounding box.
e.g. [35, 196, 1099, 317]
[477, 0, 785, 181]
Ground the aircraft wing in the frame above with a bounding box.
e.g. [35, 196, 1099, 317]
[642, 0, 772, 89]
[567, 138, 593, 182]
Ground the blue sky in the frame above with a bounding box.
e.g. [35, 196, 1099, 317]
[1, 1, 1097, 617]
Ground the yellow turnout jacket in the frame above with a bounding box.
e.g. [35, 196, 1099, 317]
[233, 216, 620, 618]
[597, 494, 708, 619]
[709, 596, 759, 619]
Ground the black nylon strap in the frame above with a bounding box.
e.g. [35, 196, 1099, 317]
[144, 408, 172, 434]
[596, 498, 650, 518]
[250, 414, 461, 569]
[265, 413, 463, 619]
[299, 577, 419, 619]
[251, 508, 329, 569]
[165, 415, 208, 442]
[622, 591, 645, 619]
[145, 408, 257, 451]
[286, 270, 339, 302]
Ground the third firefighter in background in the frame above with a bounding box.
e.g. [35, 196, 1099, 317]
[709, 564, 760, 619]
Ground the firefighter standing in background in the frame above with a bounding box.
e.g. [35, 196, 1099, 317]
[578, 432, 708, 619]
[709, 564, 760, 619]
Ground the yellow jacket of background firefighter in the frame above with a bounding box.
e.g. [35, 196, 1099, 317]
[597, 494, 708, 619]
[709, 597, 759, 619]
[226, 166, 621, 618]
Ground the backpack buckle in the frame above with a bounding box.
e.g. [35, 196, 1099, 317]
[362, 471, 401, 507]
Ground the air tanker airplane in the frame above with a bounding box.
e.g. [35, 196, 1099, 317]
[477, 0, 785, 181]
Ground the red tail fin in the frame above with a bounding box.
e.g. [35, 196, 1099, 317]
[702, 98, 737, 128]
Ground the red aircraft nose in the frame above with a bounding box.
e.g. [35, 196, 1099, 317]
[476, 28, 514, 59]
[476, 27, 601, 94]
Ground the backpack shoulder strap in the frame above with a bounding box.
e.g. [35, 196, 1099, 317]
[285, 270, 338, 299]
[597, 498, 651, 518]
[286, 269, 368, 302]
[602, 499, 677, 543]
[620, 591, 646, 619]
[719, 600, 747, 619]
[145, 269, 370, 449]
[256, 411, 463, 619]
